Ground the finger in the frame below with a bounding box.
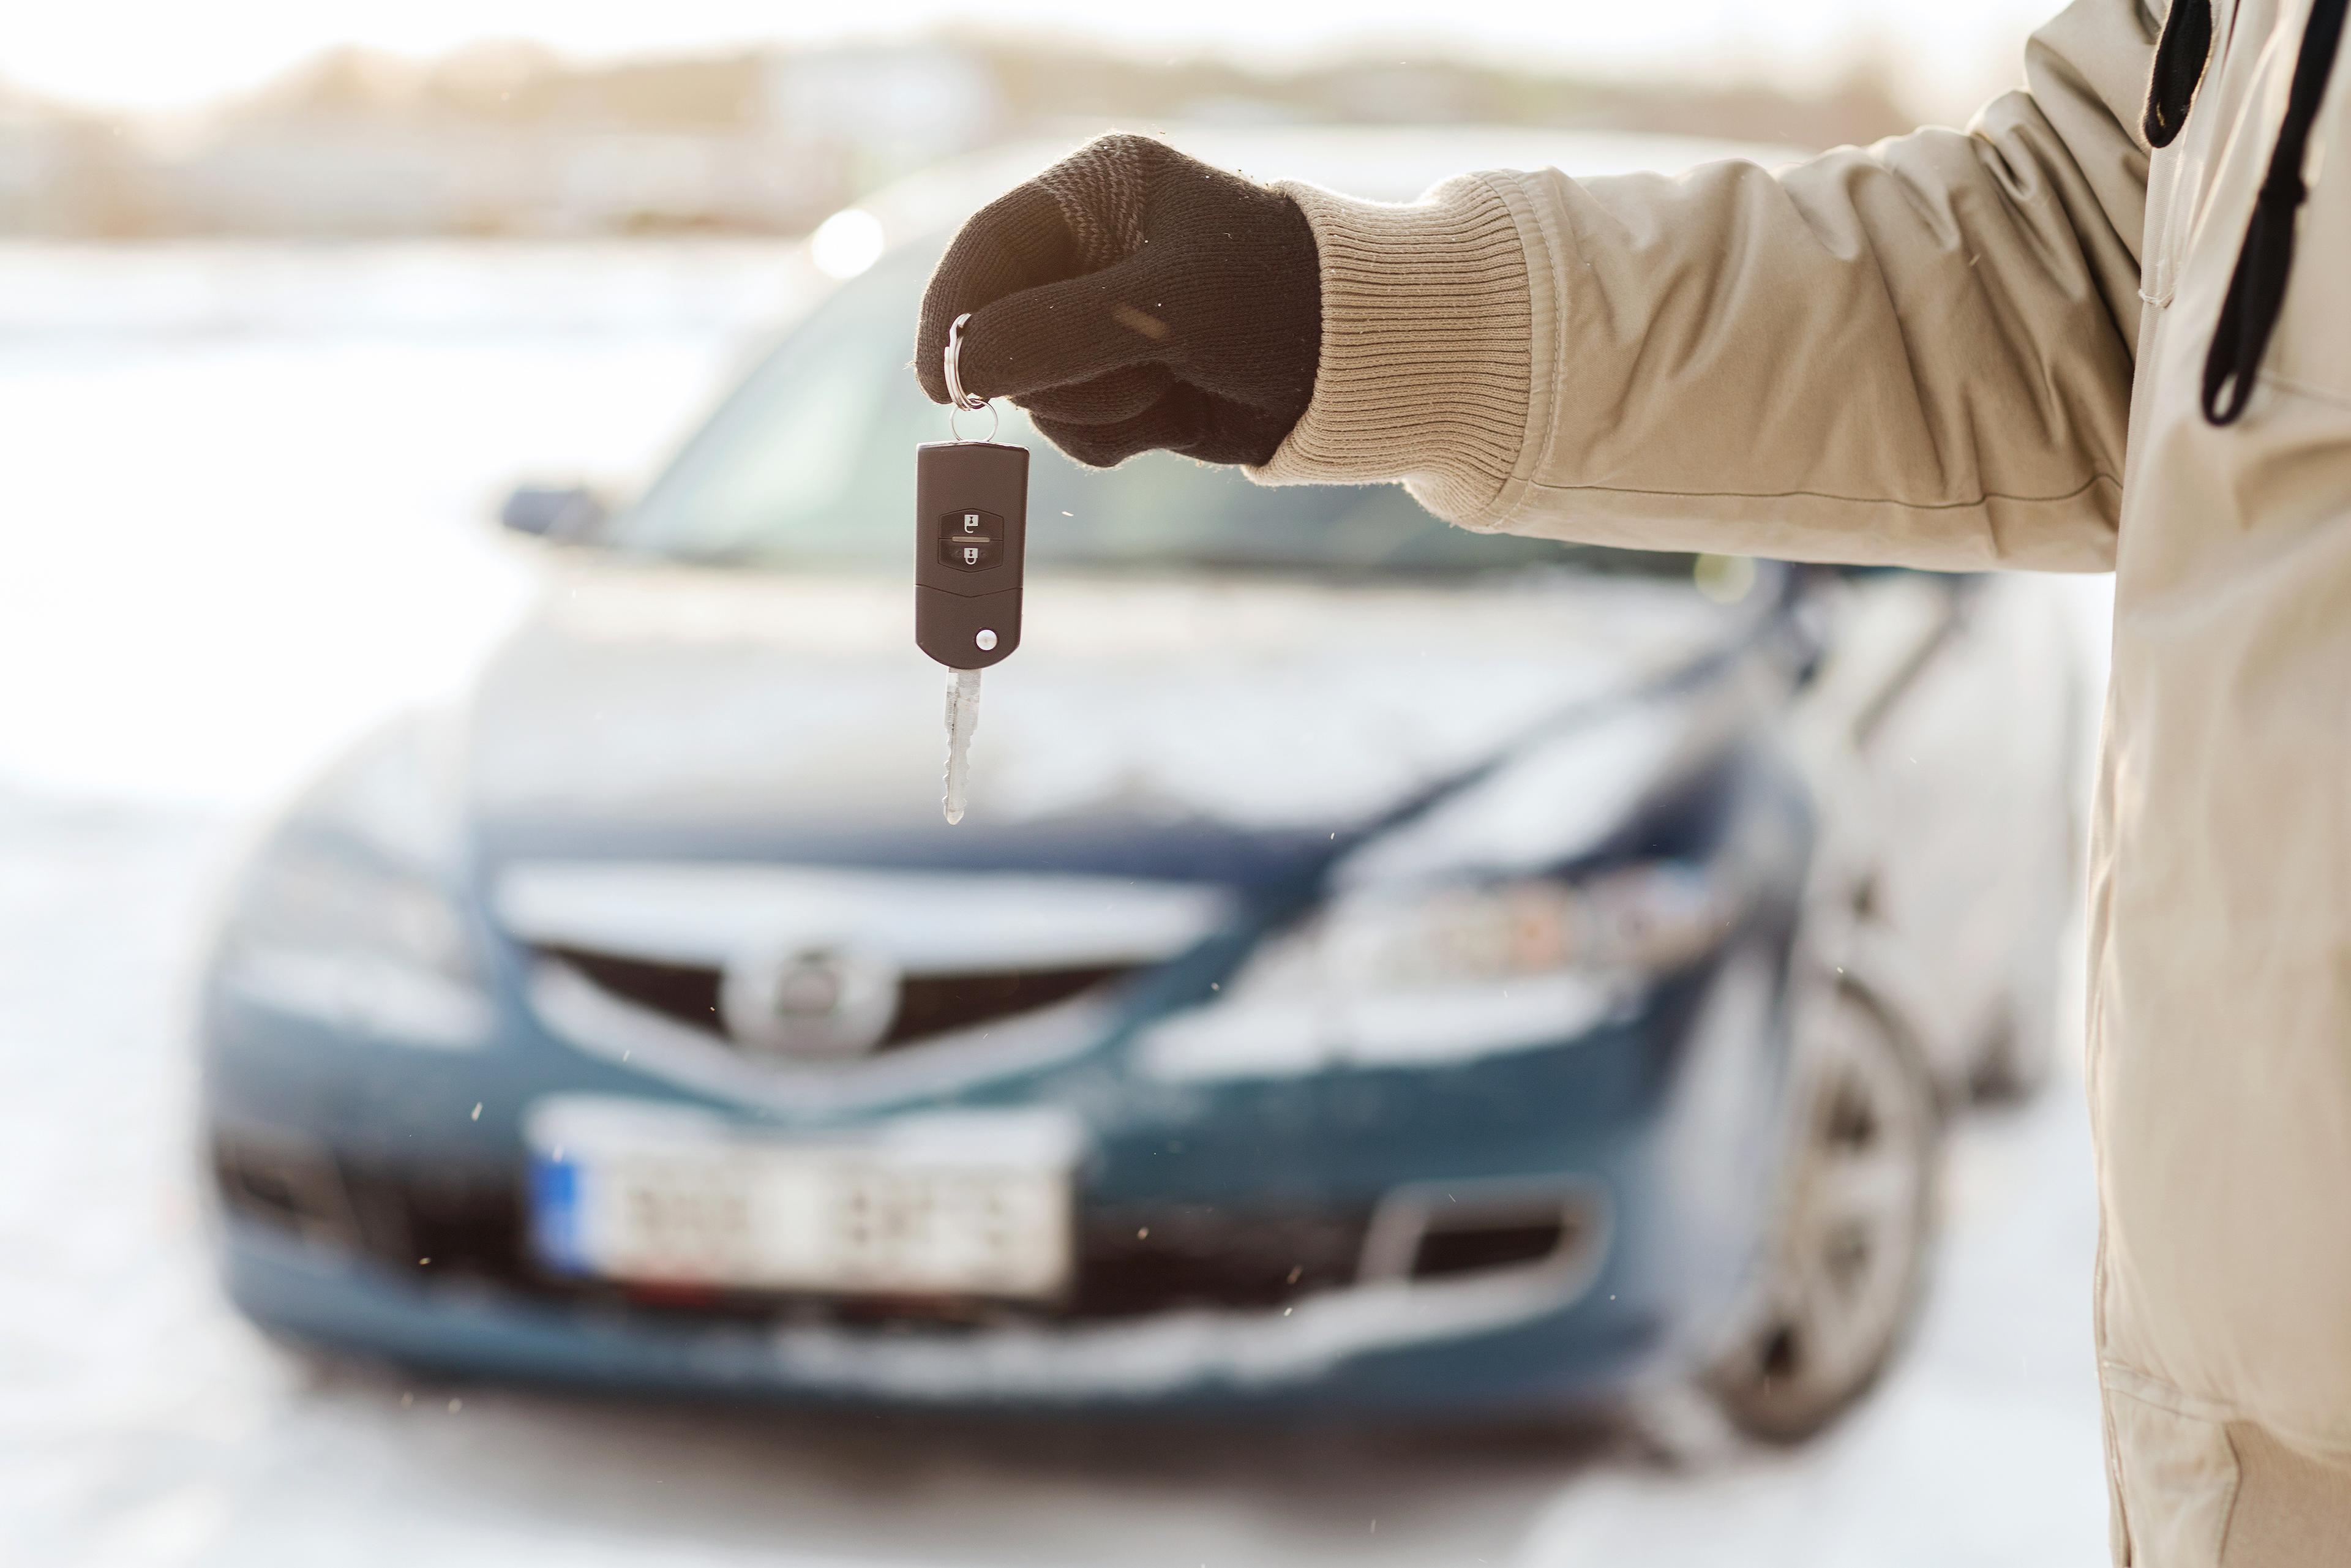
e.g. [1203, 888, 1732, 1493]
[958, 251, 1182, 402]
[1185, 399, 1299, 467]
[1036, 388, 1296, 469]
[1013, 364, 1176, 426]
[913, 182, 1074, 403]
[1031, 386, 1212, 469]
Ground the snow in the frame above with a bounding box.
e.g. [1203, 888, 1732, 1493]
[495, 861, 1237, 971]
[0, 242, 2115, 1565]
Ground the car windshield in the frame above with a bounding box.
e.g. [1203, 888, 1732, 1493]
[608, 243, 1693, 579]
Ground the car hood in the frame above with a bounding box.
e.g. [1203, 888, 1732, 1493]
[465, 559, 1757, 883]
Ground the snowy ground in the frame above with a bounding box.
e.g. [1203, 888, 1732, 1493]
[0, 243, 2115, 1567]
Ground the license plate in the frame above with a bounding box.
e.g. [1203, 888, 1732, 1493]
[525, 1098, 1077, 1299]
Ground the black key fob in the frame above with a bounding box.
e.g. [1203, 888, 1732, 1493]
[914, 439, 1027, 670]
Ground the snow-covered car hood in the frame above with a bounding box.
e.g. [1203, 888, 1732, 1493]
[465, 558, 1756, 865]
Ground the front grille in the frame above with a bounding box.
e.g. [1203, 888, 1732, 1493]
[543, 946, 1133, 1055]
[888, 967, 1129, 1046]
[550, 948, 721, 1032]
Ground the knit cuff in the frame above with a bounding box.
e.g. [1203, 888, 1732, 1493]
[1247, 174, 1537, 528]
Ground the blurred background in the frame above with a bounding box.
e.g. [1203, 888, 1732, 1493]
[5, 4, 2113, 1566]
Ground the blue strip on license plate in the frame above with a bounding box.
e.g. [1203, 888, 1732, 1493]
[528, 1154, 587, 1275]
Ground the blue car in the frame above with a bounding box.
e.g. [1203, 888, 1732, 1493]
[199, 131, 2082, 1443]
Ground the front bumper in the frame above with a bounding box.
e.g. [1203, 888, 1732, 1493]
[201, 931, 1791, 1413]
[219, 1210, 1669, 1413]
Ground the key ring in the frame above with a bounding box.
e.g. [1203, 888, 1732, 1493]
[943, 312, 998, 443]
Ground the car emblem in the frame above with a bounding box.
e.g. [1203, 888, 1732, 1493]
[719, 945, 900, 1062]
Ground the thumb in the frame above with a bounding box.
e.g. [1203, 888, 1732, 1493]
[913, 182, 1074, 403]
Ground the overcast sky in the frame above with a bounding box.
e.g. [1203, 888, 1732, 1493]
[7, 1, 2056, 124]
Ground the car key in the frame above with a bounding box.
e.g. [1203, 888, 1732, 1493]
[916, 313, 1028, 823]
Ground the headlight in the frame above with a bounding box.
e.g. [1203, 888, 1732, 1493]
[214, 715, 493, 1049]
[1139, 861, 1737, 1082]
[1263, 861, 1734, 998]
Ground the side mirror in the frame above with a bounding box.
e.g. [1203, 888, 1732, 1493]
[498, 484, 607, 541]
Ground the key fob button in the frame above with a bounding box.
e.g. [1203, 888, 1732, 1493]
[939, 509, 1004, 571]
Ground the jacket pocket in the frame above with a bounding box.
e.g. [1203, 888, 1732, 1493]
[2142, 0, 2246, 309]
[2142, 139, 2197, 309]
[2104, 1378, 2241, 1567]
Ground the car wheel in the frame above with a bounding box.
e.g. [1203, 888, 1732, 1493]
[1708, 982, 1941, 1444]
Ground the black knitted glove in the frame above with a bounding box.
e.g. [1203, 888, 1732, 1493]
[913, 135, 1321, 468]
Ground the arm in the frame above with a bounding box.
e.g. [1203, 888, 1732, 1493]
[1254, 0, 2158, 572]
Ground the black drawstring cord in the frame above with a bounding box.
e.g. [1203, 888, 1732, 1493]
[2146, 0, 2216, 147]
[2203, 0, 2350, 424]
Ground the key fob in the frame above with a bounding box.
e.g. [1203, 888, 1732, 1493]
[914, 440, 1027, 670]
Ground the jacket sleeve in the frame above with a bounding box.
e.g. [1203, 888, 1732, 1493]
[1251, 0, 2157, 572]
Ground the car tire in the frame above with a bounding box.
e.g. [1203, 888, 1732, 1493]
[1970, 812, 2078, 1105]
[1969, 988, 2058, 1105]
[1706, 981, 1941, 1444]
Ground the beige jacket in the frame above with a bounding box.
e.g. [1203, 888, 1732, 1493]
[1257, 1, 2351, 1561]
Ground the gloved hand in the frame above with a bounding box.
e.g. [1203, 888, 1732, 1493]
[913, 134, 1321, 468]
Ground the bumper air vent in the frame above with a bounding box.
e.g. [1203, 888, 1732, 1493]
[1364, 1182, 1608, 1286]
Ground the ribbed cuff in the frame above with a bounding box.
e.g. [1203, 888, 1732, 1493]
[1247, 174, 1535, 527]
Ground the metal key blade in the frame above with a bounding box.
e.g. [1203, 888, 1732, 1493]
[940, 667, 982, 824]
